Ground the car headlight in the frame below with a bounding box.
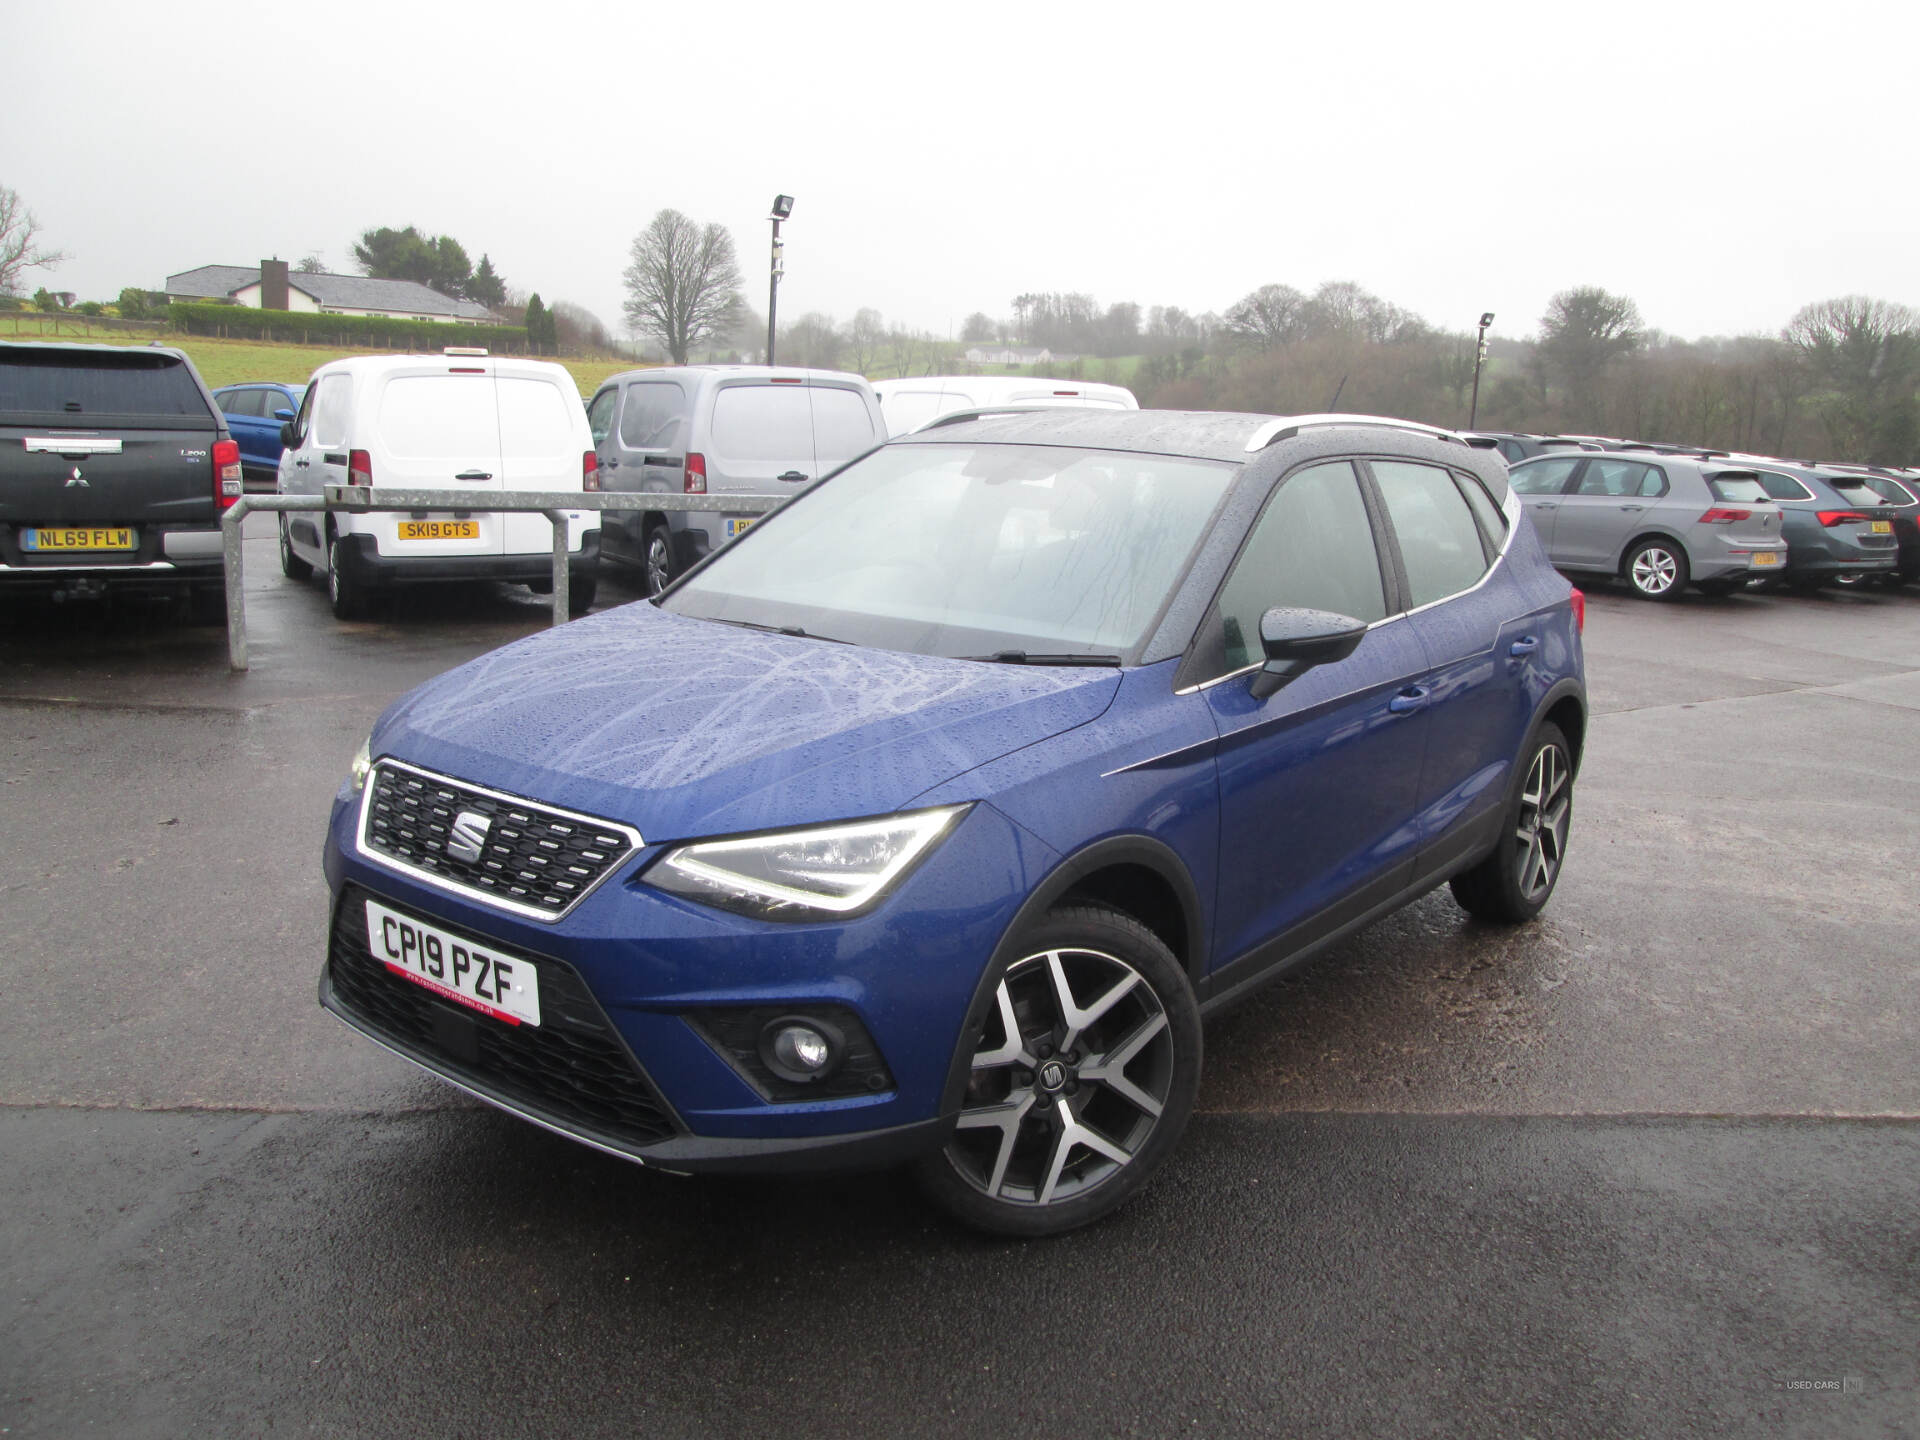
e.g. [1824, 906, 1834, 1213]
[349, 737, 372, 795]
[648, 805, 969, 920]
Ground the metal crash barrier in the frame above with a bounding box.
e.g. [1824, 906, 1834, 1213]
[219, 487, 790, 671]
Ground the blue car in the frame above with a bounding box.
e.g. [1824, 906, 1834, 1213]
[320, 410, 1587, 1234]
[211, 382, 305, 488]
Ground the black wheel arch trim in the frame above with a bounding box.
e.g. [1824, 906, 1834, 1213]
[936, 833, 1206, 1118]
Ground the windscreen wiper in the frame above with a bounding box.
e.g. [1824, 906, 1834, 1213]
[961, 651, 1123, 666]
[712, 619, 850, 644]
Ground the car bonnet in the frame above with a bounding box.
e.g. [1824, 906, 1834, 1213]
[371, 602, 1122, 843]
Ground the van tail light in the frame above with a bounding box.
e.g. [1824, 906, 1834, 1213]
[583, 450, 601, 492]
[684, 452, 707, 494]
[1699, 508, 1750, 524]
[1570, 587, 1586, 633]
[213, 439, 243, 509]
[1817, 510, 1867, 527]
[348, 449, 372, 486]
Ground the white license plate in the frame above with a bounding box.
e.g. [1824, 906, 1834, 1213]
[724, 517, 756, 538]
[363, 898, 541, 1027]
[1750, 551, 1783, 567]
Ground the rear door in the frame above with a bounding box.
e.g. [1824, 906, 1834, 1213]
[806, 380, 882, 477]
[603, 378, 690, 557]
[493, 365, 586, 555]
[1554, 457, 1664, 568]
[366, 362, 504, 558]
[705, 378, 815, 541]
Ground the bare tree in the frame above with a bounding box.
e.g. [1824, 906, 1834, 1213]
[1540, 286, 1643, 427]
[846, 308, 887, 375]
[1783, 295, 1920, 461]
[1223, 283, 1307, 350]
[295, 254, 327, 274]
[621, 209, 743, 365]
[0, 185, 68, 296]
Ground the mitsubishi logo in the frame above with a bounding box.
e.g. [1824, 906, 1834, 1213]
[446, 810, 493, 864]
[66, 467, 87, 487]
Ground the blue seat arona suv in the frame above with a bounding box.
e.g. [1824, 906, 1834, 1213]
[321, 410, 1587, 1235]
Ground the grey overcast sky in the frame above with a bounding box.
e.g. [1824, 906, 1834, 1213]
[6, 0, 1916, 344]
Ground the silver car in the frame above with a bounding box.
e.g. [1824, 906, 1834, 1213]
[1507, 451, 1787, 600]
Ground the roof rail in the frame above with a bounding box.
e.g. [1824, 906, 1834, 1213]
[1243, 413, 1465, 453]
[915, 404, 1064, 432]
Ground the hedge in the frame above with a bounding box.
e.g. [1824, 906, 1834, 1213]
[166, 302, 532, 352]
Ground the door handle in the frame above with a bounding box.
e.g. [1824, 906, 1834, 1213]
[1388, 686, 1429, 714]
[454, 470, 493, 481]
[1508, 635, 1539, 656]
[777, 470, 809, 483]
[603, 457, 619, 468]
[294, 459, 309, 468]
[1536, 502, 1557, 510]
[1619, 504, 1644, 512]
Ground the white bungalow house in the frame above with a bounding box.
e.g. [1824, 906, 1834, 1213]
[962, 344, 1080, 366]
[163, 260, 498, 324]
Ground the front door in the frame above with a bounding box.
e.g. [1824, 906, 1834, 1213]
[1203, 460, 1430, 972]
[1507, 454, 1582, 554]
[1552, 457, 1663, 569]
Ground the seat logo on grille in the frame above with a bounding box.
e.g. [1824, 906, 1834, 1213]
[446, 810, 493, 864]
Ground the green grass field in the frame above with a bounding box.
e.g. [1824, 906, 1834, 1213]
[0, 314, 641, 396]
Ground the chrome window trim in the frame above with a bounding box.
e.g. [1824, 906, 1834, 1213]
[1175, 476, 1520, 693]
[355, 756, 645, 924]
[1754, 472, 1817, 503]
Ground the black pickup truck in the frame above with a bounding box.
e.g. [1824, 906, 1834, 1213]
[0, 342, 241, 617]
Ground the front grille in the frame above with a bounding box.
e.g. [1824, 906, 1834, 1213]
[362, 759, 639, 919]
[328, 885, 678, 1148]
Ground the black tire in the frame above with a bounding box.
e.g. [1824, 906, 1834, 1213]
[279, 516, 312, 581]
[568, 569, 597, 616]
[1450, 721, 1574, 924]
[642, 521, 675, 598]
[1623, 539, 1688, 601]
[914, 903, 1201, 1238]
[328, 534, 367, 621]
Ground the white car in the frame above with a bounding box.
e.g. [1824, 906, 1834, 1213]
[276, 350, 600, 618]
[872, 375, 1137, 437]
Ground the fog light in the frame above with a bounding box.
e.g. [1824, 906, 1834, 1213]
[759, 1016, 844, 1084]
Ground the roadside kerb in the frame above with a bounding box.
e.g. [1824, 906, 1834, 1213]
[219, 488, 790, 671]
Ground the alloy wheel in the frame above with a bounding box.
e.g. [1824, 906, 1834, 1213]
[944, 946, 1173, 1207]
[1515, 742, 1571, 903]
[645, 530, 673, 597]
[1630, 547, 1679, 596]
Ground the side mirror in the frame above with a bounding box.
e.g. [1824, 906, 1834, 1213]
[274, 408, 295, 422]
[280, 422, 297, 446]
[1250, 607, 1369, 699]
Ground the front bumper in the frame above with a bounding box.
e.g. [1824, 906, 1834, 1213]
[320, 788, 1049, 1174]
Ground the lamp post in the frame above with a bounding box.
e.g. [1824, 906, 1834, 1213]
[1468, 311, 1494, 429]
[766, 194, 793, 366]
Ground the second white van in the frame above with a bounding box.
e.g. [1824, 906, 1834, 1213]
[872, 375, 1137, 437]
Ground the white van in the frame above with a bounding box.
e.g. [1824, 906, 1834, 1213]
[276, 351, 600, 619]
[871, 375, 1138, 437]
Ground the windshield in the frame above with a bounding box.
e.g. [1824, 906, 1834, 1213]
[663, 442, 1237, 660]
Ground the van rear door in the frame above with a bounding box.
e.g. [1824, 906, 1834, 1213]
[493, 364, 587, 555]
[366, 362, 505, 559]
[807, 379, 883, 474]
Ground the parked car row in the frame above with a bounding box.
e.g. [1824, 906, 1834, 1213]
[1469, 432, 1915, 600]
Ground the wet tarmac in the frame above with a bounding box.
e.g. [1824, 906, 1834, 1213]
[3, 512, 1916, 1436]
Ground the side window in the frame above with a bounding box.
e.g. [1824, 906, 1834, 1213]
[1509, 457, 1580, 495]
[310, 373, 352, 450]
[586, 389, 617, 446]
[1577, 459, 1659, 497]
[1373, 460, 1492, 608]
[1453, 471, 1508, 547]
[810, 387, 879, 469]
[289, 382, 318, 448]
[1213, 461, 1388, 672]
[1497, 440, 1527, 464]
[617, 382, 687, 451]
[1756, 471, 1811, 502]
[216, 389, 253, 417]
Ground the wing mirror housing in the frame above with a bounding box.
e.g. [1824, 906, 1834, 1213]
[274, 408, 296, 422]
[280, 421, 297, 446]
[1250, 607, 1369, 699]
